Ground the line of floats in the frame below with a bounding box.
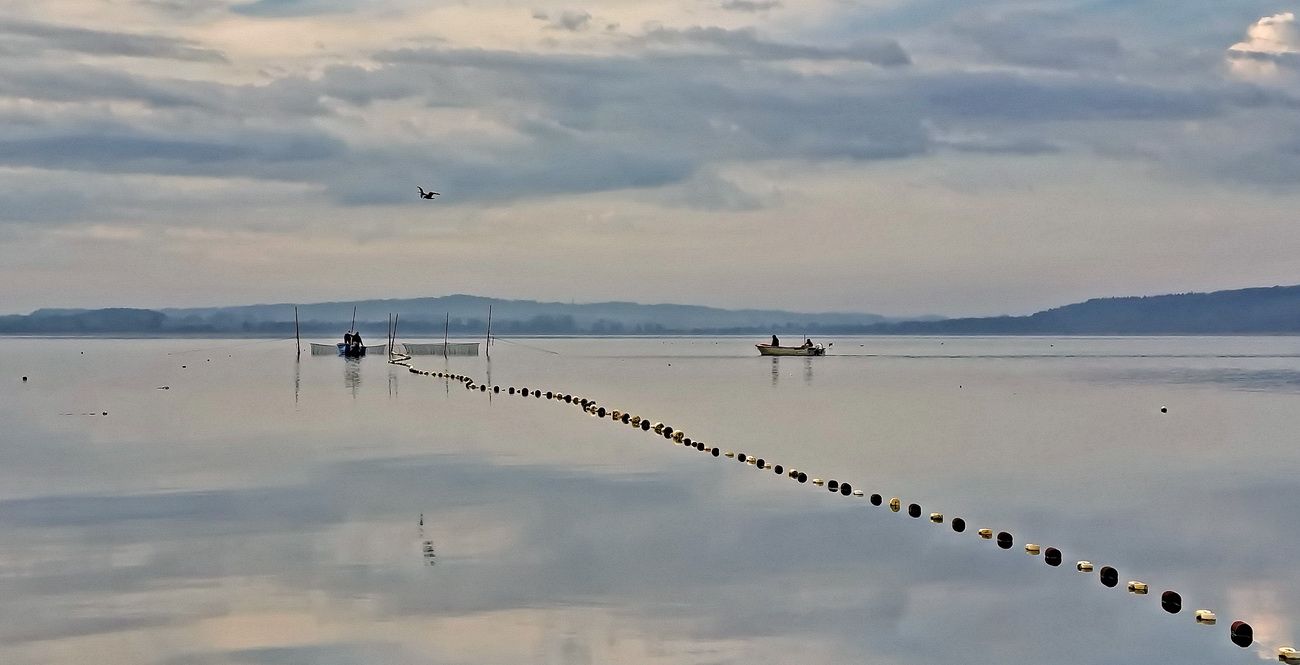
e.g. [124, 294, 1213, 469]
[390, 354, 1297, 661]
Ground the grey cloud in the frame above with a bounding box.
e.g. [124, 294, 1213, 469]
[638, 26, 911, 66]
[923, 72, 1222, 121]
[658, 171, 770, 211]
[537, 9, 593, 32]
[230, 0, 357, 18]
[0, 18, 226, 62]
[720, 0, 781, 12]
[952, 13, 1122, 70]
[0, 130, 347, 179]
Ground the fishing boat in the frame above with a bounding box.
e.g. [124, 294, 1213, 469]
[756, 343, 826, 356]
[309, 342, 388, 357]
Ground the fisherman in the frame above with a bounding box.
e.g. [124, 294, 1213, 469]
[802, 338, 813, 349]
[771, 334, 779, 347]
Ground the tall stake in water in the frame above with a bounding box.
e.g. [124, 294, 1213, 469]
[294, 306, 300, 357]
[486, 305, 492, 360]
[443, 313, 449, 359]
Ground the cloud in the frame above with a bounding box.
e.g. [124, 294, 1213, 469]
[532, 9, 594, 32]
[229, 0, 358, 18]
[637, 26, 911, 66]
[951, 12, 1122, 71]
[1228, 13, 1300, 79]
[0, 18, 226, 62]
[720, 0, 781, 12]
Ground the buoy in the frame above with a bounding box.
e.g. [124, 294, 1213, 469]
[22, 376, 27, 381]
[827, 480, 839, 491]
[852, 489, 864, 496]
[951, 518, 966, 532]
[598, 407, 607, 418]
[797, 472, 808, 483]
[1160, 406, 1167, 413]
[840, 483, 852, 496]
[711, 448, 720, 457]
[1099, 566, 1119, 587]
[737, 453, 747, 462]
[610, 409, 620, 419]
[622, 413, 630, 423]
[546, 391, 554, 399]
[696, 442, 705, 451]
[521, 388, 528, 395]
[480, 384, 487, 391]
[580, 398, 589, 407]
[725, 451, 735, 458]
[652, 422, 664, 433]
[889, 498, 901, 513]
[1044, 547, 1061, 566]
[1127, 581, 1148, 594]
[746, 457, 757, 465]
[682, 437, 692, 446]
[978, 529, 993, 540]
[102, 411, 108, 416]
[812, 478, 825, 486]
[663, 425, 674, 436]
[870, 494, 883, 506]
[908, 503, 922, 518]
[493, 386, 500, 393]
[564, 395, 572, 403]
[641, 420, 650, 431]
[930, 513, 943, 523]
[1025, 544, 1040, 555]
[773, 465, 783, 474]
[1278, 646, 1300, 662]
[755, 458, 765, 468]
[996, 532, 1013, 549]
[1161, 590, 1182, 614]
[1195, 609, 1216, 625]
[1077, 561, 1093, 572]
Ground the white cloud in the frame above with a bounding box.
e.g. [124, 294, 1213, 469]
[1227, 12, 1300, 79]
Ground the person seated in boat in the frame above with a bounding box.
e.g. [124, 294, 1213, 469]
[771, 335, 779, 347]
[802, 338, 813, 349]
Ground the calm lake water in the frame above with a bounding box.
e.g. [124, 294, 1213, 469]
[2, 336, 1298, 664]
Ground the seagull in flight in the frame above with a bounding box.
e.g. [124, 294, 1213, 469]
[418, 187, 440, 200]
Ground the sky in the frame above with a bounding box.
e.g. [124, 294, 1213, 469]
[1, 0, 1299, 317]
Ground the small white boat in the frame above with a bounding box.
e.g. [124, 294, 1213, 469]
[756, 343, 826, 356]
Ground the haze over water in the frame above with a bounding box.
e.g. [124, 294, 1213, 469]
[3, 336, 1298, 664]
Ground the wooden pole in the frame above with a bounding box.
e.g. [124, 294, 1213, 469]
[444, 313, 449, 359]
[485, 305, 492, 359]
[350, 306, 357, 333]
[393, 313, 399, 356]
[294, 306, 300, 357]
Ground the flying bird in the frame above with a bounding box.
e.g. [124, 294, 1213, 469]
[418, 187, 440, 199]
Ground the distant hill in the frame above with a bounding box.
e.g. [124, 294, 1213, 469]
[1, 296, 904, 336]
[8, 285, 1300, 336]
[866, 285, 1300, 334]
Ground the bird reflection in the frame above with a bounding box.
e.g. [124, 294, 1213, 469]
[418, 514, 435, 566]
[344, 358, 361, 396]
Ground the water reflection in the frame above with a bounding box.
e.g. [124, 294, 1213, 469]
[344, 357, 361, 395]
[767, 356, 815, 385]
[3, 337, 1298, 665]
